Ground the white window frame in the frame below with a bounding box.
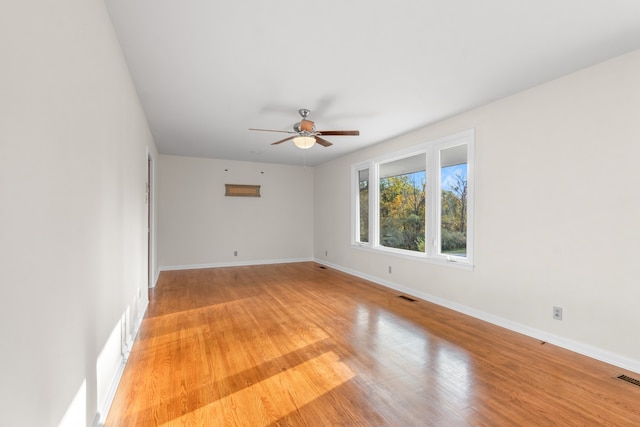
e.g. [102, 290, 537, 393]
[353, 166, 371, 244]
[351, 129, 474, 270]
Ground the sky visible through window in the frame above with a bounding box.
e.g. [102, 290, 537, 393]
[396, 165, 467, 191]
[441, 165, 467, 191]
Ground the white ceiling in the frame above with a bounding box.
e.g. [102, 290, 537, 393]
[104, 0, 640, 166]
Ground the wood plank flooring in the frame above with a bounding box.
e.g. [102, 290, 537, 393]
[105, 262, 640, 426]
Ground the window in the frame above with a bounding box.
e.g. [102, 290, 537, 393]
[352, 129, 474, 267]
[357, 168, 369, 243]
[379, 154, 426, 252]
[439, 144, 468, 257]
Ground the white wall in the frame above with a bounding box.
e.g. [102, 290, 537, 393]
[0, 1, 156, 426]
[158, 155, 314, 269]
[314, 49, 640, 371]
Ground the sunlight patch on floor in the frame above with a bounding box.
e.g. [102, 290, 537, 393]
[159, 351, 355, 426]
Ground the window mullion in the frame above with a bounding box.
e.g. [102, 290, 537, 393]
[425, 148, 436, 257]
[371, 162, 380, 248]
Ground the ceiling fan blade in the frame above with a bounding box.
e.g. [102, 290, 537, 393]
[316, 130, 360, 136]
[315, 136, 333, 147]
[249, 128, 294, 134]
[271, 136, 295, 145]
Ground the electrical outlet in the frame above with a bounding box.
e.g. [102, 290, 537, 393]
[553, 306, 563, 320]
[388, 266, 392, 274]
[325, 250, 328, 256]
[234, 250, 238, 256]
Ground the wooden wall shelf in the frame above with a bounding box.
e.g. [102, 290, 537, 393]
[225, 184, 261, 197]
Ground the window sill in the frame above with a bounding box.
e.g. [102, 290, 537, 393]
[351, 243, 474, 271]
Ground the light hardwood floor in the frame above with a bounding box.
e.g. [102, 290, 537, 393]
[105, 262, 640, 426]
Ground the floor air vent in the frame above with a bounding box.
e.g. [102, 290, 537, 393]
[617, 375, 640, 387]
[398, 295, 417, 302]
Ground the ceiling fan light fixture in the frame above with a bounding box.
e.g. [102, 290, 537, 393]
[293, 136, 315, 149]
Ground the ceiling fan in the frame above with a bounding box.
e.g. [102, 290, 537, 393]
[249, 108, 359, 149]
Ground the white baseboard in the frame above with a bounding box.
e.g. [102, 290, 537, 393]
[315, 258, 640, 375]
[159, 257, 313, 272]
[92, 299, 149, 427]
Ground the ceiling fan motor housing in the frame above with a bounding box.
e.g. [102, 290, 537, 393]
[294, 109, 315, 134]
[294, 119, 315, 134]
